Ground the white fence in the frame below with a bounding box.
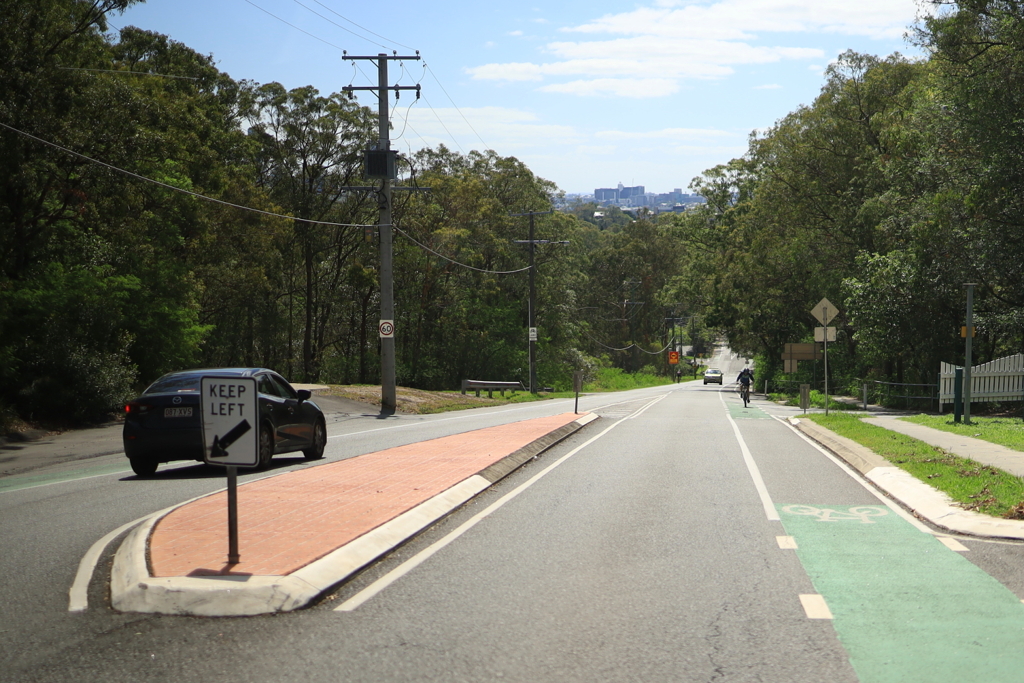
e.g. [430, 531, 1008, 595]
[939, 354, 1024, 408]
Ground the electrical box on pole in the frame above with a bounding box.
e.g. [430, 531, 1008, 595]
[365, 149, 398, 180]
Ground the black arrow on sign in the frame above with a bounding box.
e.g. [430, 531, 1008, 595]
[210, 419, 251, 459]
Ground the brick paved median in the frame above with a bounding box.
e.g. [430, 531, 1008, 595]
[149, 412, 584, 577]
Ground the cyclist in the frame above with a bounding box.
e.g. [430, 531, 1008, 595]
[737, 367, 754, 406]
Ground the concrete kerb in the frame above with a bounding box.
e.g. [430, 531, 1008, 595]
[111, 412, 600, 617]
[790, 417, 1024, 541]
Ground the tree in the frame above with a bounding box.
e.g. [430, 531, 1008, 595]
[241, 83, 377, 381]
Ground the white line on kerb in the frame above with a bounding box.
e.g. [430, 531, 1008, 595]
[719, 393, 779, 521]
[335, 395, 665, 612]
[68, 486, 236, 612]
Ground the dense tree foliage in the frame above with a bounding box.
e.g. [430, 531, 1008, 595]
[672, 1, 1024, 396]
[4, 0, 1023, 423]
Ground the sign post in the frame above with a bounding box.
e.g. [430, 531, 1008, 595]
[811, 298, 839, 415]
[573, 371, 583, 414]
[201, 376, 259, 565]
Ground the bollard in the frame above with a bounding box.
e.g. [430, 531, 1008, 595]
[954, 368, 963, 423]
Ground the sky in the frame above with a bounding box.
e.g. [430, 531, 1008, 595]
[112, 0, 927, 195]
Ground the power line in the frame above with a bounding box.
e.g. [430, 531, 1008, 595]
[290, 0, 388, 50]
[0, 120, 376, 228]
[583, 332, 674, 355]
[422, 95, 464, 153]
[425, 63, 490, 151]
[310, 0, 418, 52]
[58, 67, 199, 81]
[394, 226, 530, 275]
[243, 0, 345, 51]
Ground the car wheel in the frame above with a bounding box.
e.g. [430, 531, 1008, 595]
[303, 419, 326, 460]
[703, 380, 707, 385]
[258, 425, 274, 469]
[129, 457, 158, 477]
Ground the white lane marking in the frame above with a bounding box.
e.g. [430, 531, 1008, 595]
[937, 536, 969, 552]
[335, 397, 661, 612]
[777, 416, 934, 535]
[68, 485, 241, 612]
[69, 515, 158, 611]
[719, 392, 779, 521]
[799, 594, 833, 619]
[327, 386, 681, 440]
[627, 392, 668, 419]
[1, 460, 200, 495]
[777, 536, 798, 549]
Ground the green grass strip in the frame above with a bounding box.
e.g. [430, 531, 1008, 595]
[900, 414, 1024, 452]
[803, 413, 1024, 518]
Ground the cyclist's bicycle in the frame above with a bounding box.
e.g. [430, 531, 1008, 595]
[739, 382, 751, 407]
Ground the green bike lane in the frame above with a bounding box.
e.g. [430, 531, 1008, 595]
[732, 398, 1024, 683]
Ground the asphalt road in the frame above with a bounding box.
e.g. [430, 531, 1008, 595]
[5, 348, 1024, 682]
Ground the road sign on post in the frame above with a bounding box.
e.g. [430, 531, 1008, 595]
[809, 299, 840, 415]
[814, 327, 837, 342]
[811, 298, 838, 326]
[668, 351, 680, 364]
[200, 375, 259, 566]
[201, 377, 259, 468]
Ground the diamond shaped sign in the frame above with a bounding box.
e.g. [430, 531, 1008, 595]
[811, 298, 839, 326]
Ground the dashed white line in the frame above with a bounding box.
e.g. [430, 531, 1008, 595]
[799, 594, 833, 619]
[777, 536, 798, 549]
[937, 536, 969, 552]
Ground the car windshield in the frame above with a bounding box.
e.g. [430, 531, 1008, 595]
[143, 375, 202, 395]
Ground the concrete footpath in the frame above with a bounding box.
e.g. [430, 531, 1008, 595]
[792, 414, 1024, 542]
[111, 411, 598, 617]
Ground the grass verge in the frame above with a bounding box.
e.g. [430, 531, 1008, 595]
[768, 390, 860, 411]
[803, 412, 1024, 519]
[900, 414, 1024, 452]
[323, 385, 552, 414]
[324, 369, 681, 415]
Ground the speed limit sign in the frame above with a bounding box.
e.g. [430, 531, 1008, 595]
[379, 319, 395, 338]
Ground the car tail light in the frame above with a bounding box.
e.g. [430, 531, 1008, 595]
[125, 402, 151, 415]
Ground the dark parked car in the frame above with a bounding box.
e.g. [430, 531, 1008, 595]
[123, 368, 327, 476]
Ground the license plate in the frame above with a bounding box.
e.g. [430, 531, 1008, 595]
[164, 407, 193, 418]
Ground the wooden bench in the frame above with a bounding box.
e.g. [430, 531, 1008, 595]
[461, 380, 525, 398]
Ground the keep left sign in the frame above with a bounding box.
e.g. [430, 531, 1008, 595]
[200, 376, 259, 468]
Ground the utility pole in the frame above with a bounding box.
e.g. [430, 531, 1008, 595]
[512, 210, 562, 393]
[343, 52, 420, 413]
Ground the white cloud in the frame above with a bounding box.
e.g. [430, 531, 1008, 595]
[564, 0, 914, 41]
[468, 62, 545, 81]
[396, 106, 582, 153]
[509, 30, 524, 36]
[539, 78, 680, 98]
[596, 128, 736, 141]
[466, 0, 917, 98]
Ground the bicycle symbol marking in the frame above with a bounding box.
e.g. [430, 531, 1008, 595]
[782, 505, 888, 524]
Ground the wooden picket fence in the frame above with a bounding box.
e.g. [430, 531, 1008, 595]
[939, 353, 1024, 408]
